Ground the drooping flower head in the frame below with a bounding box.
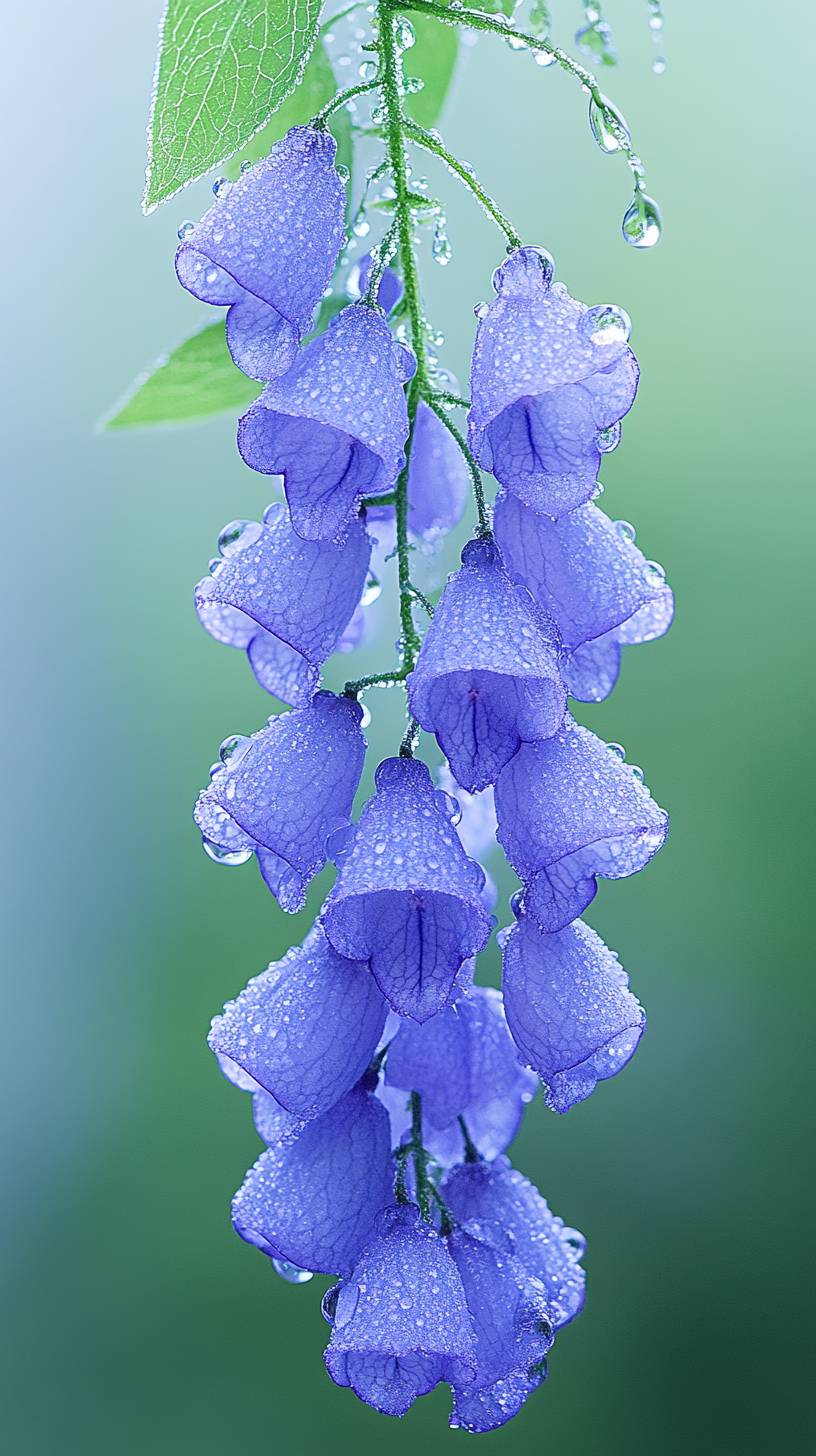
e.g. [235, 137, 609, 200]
[323, 1204, 476, 1416]
[494, 491, 674, 700]
[501, 910, 646, 1111]
[176, 126, 346, 380]
[408, 538, 566, 791]
[238, 305, 412, 541]
[468, 247, 639, 517]
[194, 692, 366, 911]
[495, 716, 668, 931]
[447, 1226, 554, 1432]
[442, 1156, 586, 1329]
[195, 503, 372, 705]
[383, 982, 537, 1164]
[209, 925, 387, 1121]
[232, 1085, 393, 1276]
[321, 757, 493, 1021]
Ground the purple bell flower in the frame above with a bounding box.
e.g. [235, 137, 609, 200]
[408, 538, 566, 792]
[195, 503, 372, 705]
[175, 127, 345, 380]
[321, 757, 493, 1022]
[495, 717, 668, 932]
[442, 1156, 586, 1329]
[238, 306, 412, 541]
[502, 911, 646, 1111]
[323, 1204, 476, 1416]
[194, 692, 366, 912]
[447, 1226, 554, 1433]
[208, 925, 387, 1120]
[365, 400, 468, 543]
[383, 983, 537, 1164]
[232, 1085, 392, 1276]
[468, 247, 639, 518]
[494, 491, 674, 700]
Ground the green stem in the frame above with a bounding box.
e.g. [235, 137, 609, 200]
[409, 1092, 431, 1220]
[392, 0, 647, 182]
[344, 669, 409, 695]
[424, 393, 490, 537]
[457, 1115, 481, 1164]
[364, 216, 400, 306]
[404, 118, 521, 250]
[312, 80, 379, 129]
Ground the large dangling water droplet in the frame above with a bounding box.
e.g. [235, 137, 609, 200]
[272, 1259, 314, 1285]
[219, 734, 251, 767]
[622, 191, 662, 248]
[361, 572, 382, 607]
[177, 219, 195, 241]
[395, 17, 415, 50]
[202, 837, 253, 866]
[432, 217, 452, 266]
[580, 303, 631, 347]
[588, 94, 631, 154]
[217, 519, 263, 557]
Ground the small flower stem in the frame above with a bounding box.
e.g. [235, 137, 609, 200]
[457, 1115, 481, 1164]
[363, 215, 400, 305]
[344, 669, 409, 695]
[408, 583, 434, 618]
[424, 393, 491, 537]
[361, 490, 396, 509]
[391, 0, 648, 182]
[431, 390, 471, 410]
[409, 1092, 432, 1220]
[312, 80, 379, 129]
[404, 118, 521, 251]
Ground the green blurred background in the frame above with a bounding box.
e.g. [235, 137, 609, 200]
[4, 2, 813, 1452]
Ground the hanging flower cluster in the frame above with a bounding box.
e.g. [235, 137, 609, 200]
[165, 3, 672, 1437]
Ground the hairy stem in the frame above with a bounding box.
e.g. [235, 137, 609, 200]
[404, 117, 521, 250]
[424, 393, 490, 537]
[312, 80, 379, 128]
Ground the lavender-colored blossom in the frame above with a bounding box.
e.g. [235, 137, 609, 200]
[469, 247, 639, 517]
[194, 692, 366, 912]
[232, 1086, 392, 1276]
[383, 984, 536, 1164]
[442, 1157, 586, 1329]
[495, 717, 668, 932]
[209, 925, 387, 1120]
[322, 757, 492, 1022]
[238, 306, 412, 541]
[447, 1227, 554, 1433]
[409, 539, 566, 791]
[502, 912, 645, 1112]
[494, 491, 674, 699]
[176, 127, 345, 380]
[323, 1204, 476, 1416]
[366, 401, 469, 543]
[195, 504, 372, 705]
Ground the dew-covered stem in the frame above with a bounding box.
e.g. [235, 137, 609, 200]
[312, 80, 379, 128]
[404, 118, 521, 251]
[424, 393, 490, 537]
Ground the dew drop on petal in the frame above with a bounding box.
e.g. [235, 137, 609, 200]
[177, 219, 195, 241]
[272, 1259, 314, 1285]
[580, 303, 631, 347]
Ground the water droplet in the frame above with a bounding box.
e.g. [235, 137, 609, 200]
[510, 889, 525, 920]
[212, 176, 231, 199]
[580, 303, 631, 347]
[361, 572, 382, 607]
[240, 159, 253, 175]
[336, 163, 350, 183]
[353, 217, 371, 239]
[597, 421, 621, 453]
[622, 191, 662, 248]
[575, 19, 617, 65]
[629, 764, 645, 783]
[643, 559, 666, 586]
[208, 557, 222, 575]
[262, 500, 286, 527]
[217, 519, 263, 556]
[219, 734, 251, 766]
[177, 219, 195, 241]
[534, 49, 556, 67]
[359, 58, 378, 80]
[652, 55, 667, 74]
[272, 1259, 314, 1285]
[395, 17, 415, 50]
[473, 301, 489, 320]
[432, 218, 452, 266]
[615, 519, 636, 543]
[359, 703, 372, 729]
[606, 741, 626, 760]
[402, 75, 424, 95]
[588, 94, 631, 154]
[202, 837, 253, 867]
[321, 1285, 340, 1324]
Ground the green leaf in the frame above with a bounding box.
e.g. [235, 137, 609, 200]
[143, 0, 325, 213]
[405, 17, 459, 129]
[103, 323, 260, 429]
[222, 39, 352, 184]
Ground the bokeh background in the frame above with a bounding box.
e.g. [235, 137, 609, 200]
[4, 2, 814, 1452]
